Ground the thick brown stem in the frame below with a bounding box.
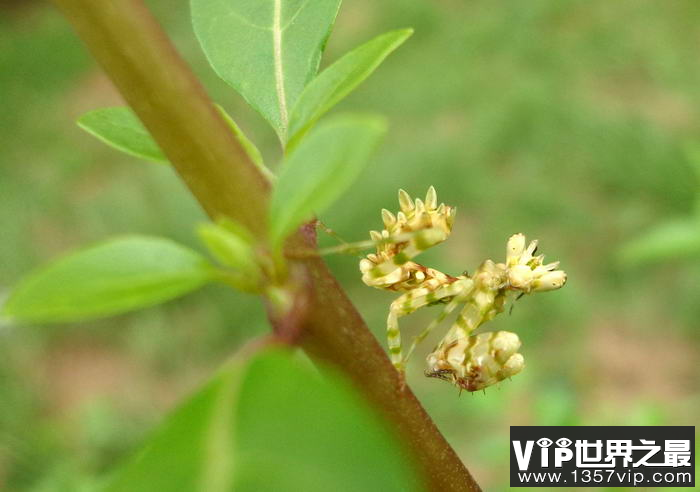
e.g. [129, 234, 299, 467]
[49, 0, 480, 490]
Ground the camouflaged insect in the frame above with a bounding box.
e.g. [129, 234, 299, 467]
[359, 187, 567, 392]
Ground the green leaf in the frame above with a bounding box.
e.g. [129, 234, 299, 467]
[288, 29, 413, 146]
[618, 218, 700, 266]
[269, 114, 386, 246]
[77, 107, 166, 162]
[191, 0, 342, 139]
[105, 360, 244, 492]
[197, 219, 261, 292]
[232, 349, 423, 492]
[2, 236, 216, 324]
[198, 220, 256, 272]
[105, 348, 423, 492]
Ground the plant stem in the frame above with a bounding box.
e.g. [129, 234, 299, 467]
[50, 1, 481, 490]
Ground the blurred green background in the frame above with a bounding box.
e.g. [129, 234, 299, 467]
[1, 0, 698, 490]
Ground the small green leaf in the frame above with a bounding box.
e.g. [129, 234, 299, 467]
[198, 220, 256, 272]
[77, 107, 166, 162]
[197, 220, 260, 292]
[104, 348, 423, 492]
[269, 115, 387, 246]
[618, 218, 700, 266]
[2, 236, 216, 323]
[192, 0, 342, 139]
[288, 29, 413, 146]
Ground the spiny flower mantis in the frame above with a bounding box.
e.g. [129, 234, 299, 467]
[289, 187, 566, 392]
[354, 187, 567, 392]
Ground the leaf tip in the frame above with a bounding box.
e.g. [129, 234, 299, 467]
[75, 112, 95, 133]
[384, 27, 414, 46]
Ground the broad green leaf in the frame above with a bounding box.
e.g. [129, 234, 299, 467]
[77, 107, 166, 162]
[618, 218, 700, 266]
[288, 29, 413, 146]
[232, 349, 423, 492]
[2, 236, 216, 323]
[269, 114, 386, 245]
[105, 348, 423, 492]
[191, 0, 342, 139]
[106, 360, 244, 492]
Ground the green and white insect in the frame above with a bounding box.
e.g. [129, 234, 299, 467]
[354, 187, 567, 392]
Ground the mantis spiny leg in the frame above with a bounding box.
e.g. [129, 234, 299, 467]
[403, 278, 474, 364]
[387, 280, 468, 371]
[364, 227, 448, 281]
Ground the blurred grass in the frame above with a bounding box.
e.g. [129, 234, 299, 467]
[1, 0, 698, 490]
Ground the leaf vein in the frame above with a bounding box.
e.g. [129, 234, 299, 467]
[281, 0, 312, 31]
[273, 0, 289, 137]
[219, 2, 271, 32]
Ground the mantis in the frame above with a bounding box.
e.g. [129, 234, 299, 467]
[353, 187, 567, 392]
